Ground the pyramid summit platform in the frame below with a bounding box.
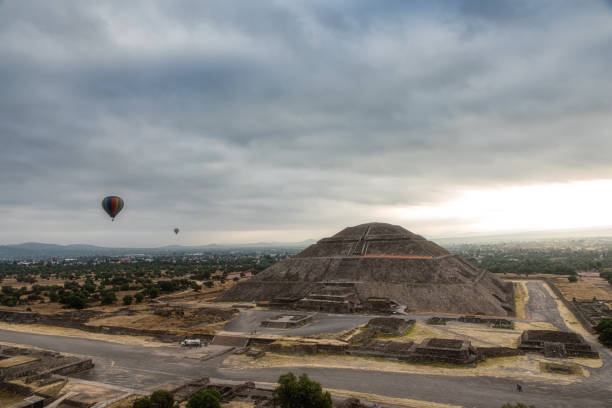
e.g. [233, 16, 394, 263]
[220, 222, 514, 315]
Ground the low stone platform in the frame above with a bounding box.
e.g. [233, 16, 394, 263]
[261, 313, 314, 329]
[365, 317, 414, 335]
[518, 330, 599, 358]
[411, 338, 478, 365]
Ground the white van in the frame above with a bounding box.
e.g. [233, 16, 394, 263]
[180, 338, 201, 347]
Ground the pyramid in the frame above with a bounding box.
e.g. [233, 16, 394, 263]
[220, 223, 515, 315]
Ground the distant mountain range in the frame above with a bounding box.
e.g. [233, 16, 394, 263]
[5, 225, 612, 260]
[0, 240, 317, 260]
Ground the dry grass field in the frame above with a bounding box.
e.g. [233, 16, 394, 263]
[0, 355, 39, 368]
[85, 308, 229, 336]
[548, 273, 612, 302]
[501, 273, 612, 303]
[106, 395, 141, 408]
[512, 280, 529, 319]
[379, 321, 540, 348]
[223, 352, 594, 384]
[0, 389, 24, 406]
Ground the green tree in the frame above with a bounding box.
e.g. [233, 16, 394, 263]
[132, 397, 151, 408]
[134, 292, 144, 303]
[123, 295, 133, 305]
[147, 286, 160, 299]
[149, 390, 174, 408]
[100, 290, 117, 305]
[66, 293, 87, 309]
[595, 318, 612, 347]
[274, 373, 332, 408]
[187, 388, 221, 408]
[568, 275, 578, 283]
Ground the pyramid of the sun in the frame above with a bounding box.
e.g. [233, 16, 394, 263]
[221, 222, 514, 315]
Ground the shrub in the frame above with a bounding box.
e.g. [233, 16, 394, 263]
[568, 275, 578, 283]
[274, 372, 332, 408]
[134, 292, 144, 303]
[501, 403, 536, 408]
[123, 295, 133, 305]
[100, 290, 116, 305]
[149, 390, 174, 408]
[132, 397, 151, 408]
[187, 388, 221, 408]
[65, 293, 87, 309]
[595, 318, 612, 347]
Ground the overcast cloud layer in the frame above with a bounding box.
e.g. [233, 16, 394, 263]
[2, 0, 612, 246]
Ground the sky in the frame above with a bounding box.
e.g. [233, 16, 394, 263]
[2, 0, 612, 247]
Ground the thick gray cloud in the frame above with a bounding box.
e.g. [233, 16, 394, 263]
[1, 0, 612, 245]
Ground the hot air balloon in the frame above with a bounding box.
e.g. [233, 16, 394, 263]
[174, 228, 180, 234]
[101, 196, 124, 221]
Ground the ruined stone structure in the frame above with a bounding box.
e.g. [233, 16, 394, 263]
[264, 336, 480, 365]
[221, 223, 514, 315]
[260, 313, 314, 329]
[574, 300, 612, 326]
[411, 338, 479, 365]
[365, 317, 414, 335]
[0, 346, 92, 383]
[518, 330, 599, 358]
[427, 315, 513, 329]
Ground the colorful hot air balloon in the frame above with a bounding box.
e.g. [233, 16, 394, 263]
[101, 196, 124, 221]
[174, 228, 180, 234]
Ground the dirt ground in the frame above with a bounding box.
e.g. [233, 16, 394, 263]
[223, 352, 594, 384]
[0, 322, 171, 347]
[548, 273, 612, 302]
[59, 381, 129, 404]
[0, 355, 39, 368]
[378, 321, 540, 348]
[326, 387, 461, 408]
[85, 306, 233, 336]
[106, 395, 141, 408]
[0, 389, 24, 406]
[512, 280, 529, 319]
[502, 273, 612, 303]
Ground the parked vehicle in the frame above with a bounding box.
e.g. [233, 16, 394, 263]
[180, 338, 201, 347]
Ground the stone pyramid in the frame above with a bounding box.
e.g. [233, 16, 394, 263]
[220, 222, 514, 315]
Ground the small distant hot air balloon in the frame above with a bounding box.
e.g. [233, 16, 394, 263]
[174, 228, 180, 234]
[101, 196, 124, 221]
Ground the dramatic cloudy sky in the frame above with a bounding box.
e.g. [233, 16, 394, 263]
[2, 0, 612, 246]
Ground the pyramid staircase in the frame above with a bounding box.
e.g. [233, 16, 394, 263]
[296, 282, 360, 313]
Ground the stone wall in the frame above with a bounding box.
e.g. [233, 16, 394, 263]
[365, 317, 414, 335]
[426, 315, 513, 329]
[477, 347, 524, 359]
[348, 328, 376, 345]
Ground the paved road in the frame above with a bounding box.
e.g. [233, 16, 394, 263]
[1, 280, 610, 407]
[1, 329, 610, 408]
[524, 281, 569, 330]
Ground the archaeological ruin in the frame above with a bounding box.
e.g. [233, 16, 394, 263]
[260, 313, 314, 329]
[518, 330, 599, 358]
[221, 222, 515, 315]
